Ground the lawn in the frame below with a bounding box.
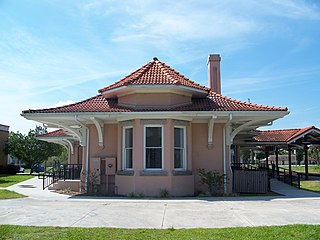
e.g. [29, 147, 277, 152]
[0, 189, 26, 199]
[281, 165, 320, 173]
[0, 224, 319, 240]
[300, 180, 320, 193]
[0, 174, 35, 187]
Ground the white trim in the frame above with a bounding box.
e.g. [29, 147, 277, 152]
[173, 126, 187, 171]
[144, 125, 164, 170]
[122, 126, 133, 170]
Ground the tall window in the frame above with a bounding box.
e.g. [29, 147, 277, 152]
[174, 126, 186, 170]
[123, 127, 133, 169]
[145, 126, 163, 169]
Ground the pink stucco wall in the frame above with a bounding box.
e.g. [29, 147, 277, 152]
[118, 92, 191, 108]
[80, 119, 227, 196]
[191, 123, 224, 193]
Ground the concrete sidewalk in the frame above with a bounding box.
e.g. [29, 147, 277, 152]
[1, 177, 320, 228]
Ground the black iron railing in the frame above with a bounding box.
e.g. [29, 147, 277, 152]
[277, 167, 301, 189]
[39, 163, 82, 190]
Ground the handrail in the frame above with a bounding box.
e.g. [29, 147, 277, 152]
[40, 163, 82, 190]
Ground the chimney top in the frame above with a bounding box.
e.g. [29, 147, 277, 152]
[207, 54, 221, 94]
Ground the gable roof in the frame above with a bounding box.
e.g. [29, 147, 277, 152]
[253, 126, 320, 143]
[98, 57, 209, 93]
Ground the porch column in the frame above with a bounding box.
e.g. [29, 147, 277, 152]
[265, 150, 269, 169]
[275, 147, 279, 177]
[304, 144, 309, 180]
[288, 145, 292, 185]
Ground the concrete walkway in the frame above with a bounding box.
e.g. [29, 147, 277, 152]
[1, 177, 320, 228]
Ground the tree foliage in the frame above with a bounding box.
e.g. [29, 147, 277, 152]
[5, 125, 65, 171]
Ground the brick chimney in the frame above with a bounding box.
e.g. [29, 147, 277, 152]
[207, 54, 221, 94]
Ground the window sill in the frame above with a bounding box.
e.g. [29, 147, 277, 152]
[172, 170, 193, 176]
[116, 170, 134, 176]
[140, 170, 168, 176]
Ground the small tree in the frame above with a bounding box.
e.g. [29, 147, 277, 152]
[198, 168, 226, 195]
[5, 125, 65, 173]
[296, 149, 304, 165]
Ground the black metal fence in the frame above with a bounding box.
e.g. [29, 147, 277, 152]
[277, 167, 301, 189]
[39, 163, 82, 190]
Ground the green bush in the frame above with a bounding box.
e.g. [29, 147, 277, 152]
[198, 168, 226, 195]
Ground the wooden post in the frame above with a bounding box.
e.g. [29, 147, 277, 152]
[304, 144, 309, 180]
[275, 147, 279, 177]
[288, 145, 292, 185]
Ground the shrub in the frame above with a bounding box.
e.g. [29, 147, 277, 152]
[0, 165, 20, 174]
[198, 168, 226, 195]
[159, 188, 170, 198]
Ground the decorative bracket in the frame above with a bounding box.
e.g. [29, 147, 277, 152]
[208, 116, 217, 149]
[91, 117, 104, 147]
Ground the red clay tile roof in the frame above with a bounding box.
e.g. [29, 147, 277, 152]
[23, 92, 287, 114]
[98, 57, 209, 93]
[253, 126, 319, 142]
[36, 129, 70, 138]
[22, 58, 288, 114]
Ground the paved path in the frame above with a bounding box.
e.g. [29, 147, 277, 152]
[1, 177, 320, 228]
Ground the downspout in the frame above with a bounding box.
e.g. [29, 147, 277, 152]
[223, 114, 232, 193]
[75, 116, 90, 193]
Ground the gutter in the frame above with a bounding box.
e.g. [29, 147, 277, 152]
[75, 116, 90, 193]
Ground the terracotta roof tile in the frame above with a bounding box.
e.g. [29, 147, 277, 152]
[22, 58, 288, 114]
[253, 126, 318, 142]
[23, 92, 287, 114]
[36, 129, 70, 138]
[98, 57, 209, 93]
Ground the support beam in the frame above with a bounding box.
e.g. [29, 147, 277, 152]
[304, 144, 309, 180]
[207, 116, 217, 148]
[265, 150, 269, 168]
[230, 119, 264, 144]
[275, 147, 279, 177]
[288, 145, 292, 185]
[91, 117, 104, 147]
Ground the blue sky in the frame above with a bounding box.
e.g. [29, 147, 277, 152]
[0, 0, 319, 133]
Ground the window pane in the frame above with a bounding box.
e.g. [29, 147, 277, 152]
[146, 148, 162, 168]
[146, 127, 162, 147]
[174, 128, 184, 148]
[125, 149, 133, 169]
[174, 149, 183, 168]
[125, 128, 133, 148]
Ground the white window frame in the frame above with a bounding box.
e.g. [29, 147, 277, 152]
[144, 125, 164, 170]
[174, 126, 187, 170]
[122, 126, 133, 170]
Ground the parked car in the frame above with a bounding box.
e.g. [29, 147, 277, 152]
[31, 165, 44, 173]
[19, 166, 25, 173]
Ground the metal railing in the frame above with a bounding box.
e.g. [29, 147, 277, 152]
[277, 167, 301, 189]
[39, 164, 82, 190]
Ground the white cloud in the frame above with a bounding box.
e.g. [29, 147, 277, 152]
[50, 100, 75, 108]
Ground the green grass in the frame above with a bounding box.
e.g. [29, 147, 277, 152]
[0, 224, 319, 240]
[0, 189, 26, 199]
[0, 174, 34, 187]
[281, 165, 320, 173]
[300, 180, 320, 193]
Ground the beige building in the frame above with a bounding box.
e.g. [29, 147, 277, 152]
[0, 124, 9, 166]
[22, 55, 288, 196]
